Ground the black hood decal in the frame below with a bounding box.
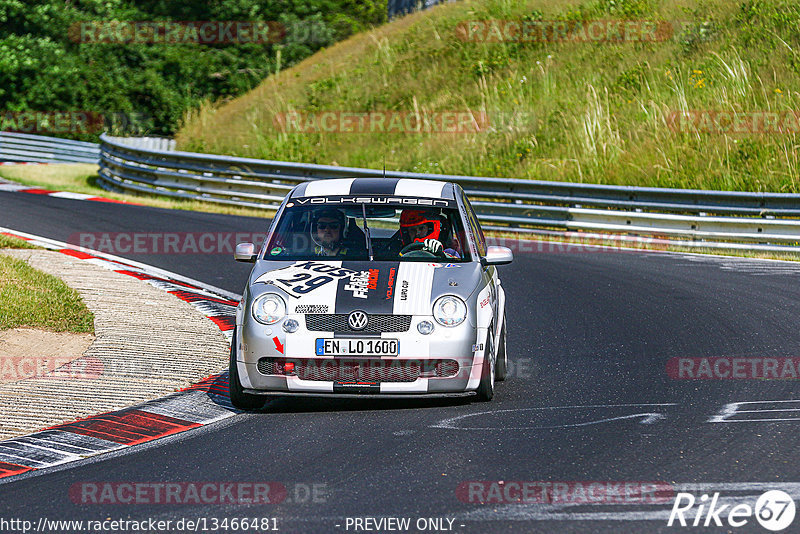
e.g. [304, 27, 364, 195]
[334, 261, 400, 315]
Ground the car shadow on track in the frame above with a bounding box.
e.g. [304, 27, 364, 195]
[259, 396, 474, 414]
[202, 372, 475, 414]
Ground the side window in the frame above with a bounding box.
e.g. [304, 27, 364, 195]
[459, 189, 487, 257]
[443, 210, 471, 261]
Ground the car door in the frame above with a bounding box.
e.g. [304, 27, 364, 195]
[457, 186, 499, 330]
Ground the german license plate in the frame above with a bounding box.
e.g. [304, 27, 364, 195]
[315, 339, 399, 356]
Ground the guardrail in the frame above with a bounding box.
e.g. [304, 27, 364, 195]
[97, 134, 800, 247]
[0, 132, 100, 164]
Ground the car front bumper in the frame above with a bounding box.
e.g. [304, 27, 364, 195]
[236, 315, 487, 395]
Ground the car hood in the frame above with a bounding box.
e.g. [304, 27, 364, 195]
[248, 260, 484, 315]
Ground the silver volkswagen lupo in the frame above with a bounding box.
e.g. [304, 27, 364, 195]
[230, 178, 512, 409]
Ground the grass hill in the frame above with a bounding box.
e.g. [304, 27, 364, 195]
[177, 0, 800, 192]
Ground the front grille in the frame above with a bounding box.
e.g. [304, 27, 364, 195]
[299, 359, 420, 382]
[257, 358, 460, 382]
[305, 314, 412, 333]
[257, 358, 275, 375]
[435, 359, 460, 378]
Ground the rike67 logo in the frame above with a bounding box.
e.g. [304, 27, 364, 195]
[668, 490, 795, 531]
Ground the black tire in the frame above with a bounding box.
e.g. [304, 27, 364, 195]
[228, 329, 266, 411]
[476, 324, 495, 401]
[496, 316, 508, 382]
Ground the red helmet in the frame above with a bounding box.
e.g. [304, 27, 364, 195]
[400, 209, 441, 244]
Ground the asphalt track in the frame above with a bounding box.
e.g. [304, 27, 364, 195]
[2, 191, 800, 533]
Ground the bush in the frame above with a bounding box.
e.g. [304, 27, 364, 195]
[0, 0, 387, 140]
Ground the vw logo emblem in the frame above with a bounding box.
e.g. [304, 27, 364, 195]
[348, 311, 368, 330]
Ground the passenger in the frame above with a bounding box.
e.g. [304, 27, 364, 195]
[311, 208, 350, 257]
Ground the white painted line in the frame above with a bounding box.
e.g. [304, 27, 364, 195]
[736, 409, 800, 413]
[0, 452, 48, 467]
[47, 191, 95, 200]
[712, 418, 800, 423]
[432, 404, 678, 430]
[708, 400, 800, 423]
[0, 184, 28, 192]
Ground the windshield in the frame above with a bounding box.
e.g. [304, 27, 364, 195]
[264, 199, 471, 262]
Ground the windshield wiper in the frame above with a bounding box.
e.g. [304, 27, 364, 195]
[361, 204, 374, 261]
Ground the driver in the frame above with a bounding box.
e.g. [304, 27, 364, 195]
[399, 209, 461, 258]
[311, 208, 350, 257]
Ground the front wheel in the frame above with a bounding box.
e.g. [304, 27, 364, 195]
[228, 329, 266, 411]
[476, 325, 495, 401]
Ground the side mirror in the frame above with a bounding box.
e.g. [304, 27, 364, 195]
[234, 242, 257, 263]
[481, 246, 513, 266]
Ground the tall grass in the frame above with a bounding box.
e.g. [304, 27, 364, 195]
[177, 0, 800, 192]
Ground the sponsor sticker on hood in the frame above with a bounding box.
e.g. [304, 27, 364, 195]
[254, 261, 357, 299]
[253, 260, 479, 316]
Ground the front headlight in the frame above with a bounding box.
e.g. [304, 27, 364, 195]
[252, 293, 286, 325]
[433, 295, 467, 327]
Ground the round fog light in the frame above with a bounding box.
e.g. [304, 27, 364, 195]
[283, 319, 299, 333]
[417, 321, 434, 335]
